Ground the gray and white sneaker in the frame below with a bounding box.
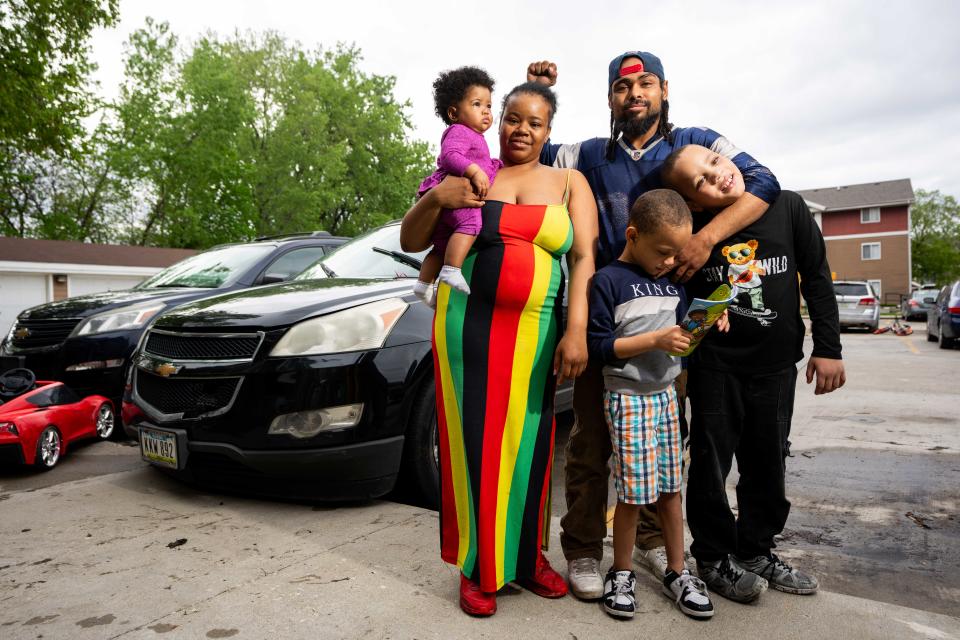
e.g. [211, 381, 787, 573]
[633, 546, 670, 580]
[567, 557, 604, 600]
[735, 553, 819, 595]
[663, 569, 715, 619]
[696, 555, 767, 603]
[602, 569, 637, 619]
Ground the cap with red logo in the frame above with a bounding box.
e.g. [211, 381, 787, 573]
[607, 51, 665, 91]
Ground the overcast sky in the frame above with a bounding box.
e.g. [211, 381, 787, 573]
[89, 0, 960, 198]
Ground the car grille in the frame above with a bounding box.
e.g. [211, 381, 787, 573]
[136, 371, 240, 417]
[143, 331, 262, 361]
[8, 318, 82, 349]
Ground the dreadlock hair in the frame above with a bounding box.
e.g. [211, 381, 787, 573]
[604, 79, 673, 161]
[433, 66, 496, 126]
[500, 81, 558, 124]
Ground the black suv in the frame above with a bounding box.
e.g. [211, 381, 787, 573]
[1, 232, 347, 419]
[124, 222, 438, 504]
[123, 222, 573, 506]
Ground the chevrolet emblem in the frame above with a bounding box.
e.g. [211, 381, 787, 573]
[13, 327, 30, 340]
[154, 362, 181, 377]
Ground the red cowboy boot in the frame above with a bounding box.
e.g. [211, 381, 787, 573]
[459, 573, 496, 616]
[517, 552, 569, 598]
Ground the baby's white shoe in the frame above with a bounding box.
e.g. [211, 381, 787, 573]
[438, 266, 470, 294]
[413, 280, 437, 308]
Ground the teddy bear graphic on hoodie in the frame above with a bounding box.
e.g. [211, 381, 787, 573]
[723, 240, 767, 310]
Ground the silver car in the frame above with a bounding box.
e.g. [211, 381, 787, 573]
[834, 281, 880, 330]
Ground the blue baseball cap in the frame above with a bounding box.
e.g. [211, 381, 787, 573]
[608, 51, 665, 91]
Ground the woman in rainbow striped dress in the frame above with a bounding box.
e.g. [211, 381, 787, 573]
[404, 82, 597, 616]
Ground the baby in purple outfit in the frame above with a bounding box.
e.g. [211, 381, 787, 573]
[414, 67, 502, 305]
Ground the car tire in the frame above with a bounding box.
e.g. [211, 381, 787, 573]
[939, 323, 955, 350]
[399, 378, 441, 510]
[34, 426, 62, 470]
[95, 402, 115, 440]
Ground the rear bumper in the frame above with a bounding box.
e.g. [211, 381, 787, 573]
[945, 315, 960, 339]
[838, 307, 879, 327]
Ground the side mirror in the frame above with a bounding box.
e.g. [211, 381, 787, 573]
[260, 273, 287, 285]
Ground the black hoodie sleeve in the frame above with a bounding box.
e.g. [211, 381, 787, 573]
[791, 193, 842, 360]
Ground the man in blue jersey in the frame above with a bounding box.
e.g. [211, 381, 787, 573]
[527, 52, 780, 601]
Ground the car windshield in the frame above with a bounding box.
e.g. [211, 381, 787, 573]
[834, 283, 869, 296]
[137, 245, 275, 289]
[297, 225, 428, 280]
[912, 289, 938, 301]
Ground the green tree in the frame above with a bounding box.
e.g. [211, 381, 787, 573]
[0, 0, 119, 156]
[110, 25, 432, 247]
[911, 189, 960, 285]
[1, 17, 432, 248]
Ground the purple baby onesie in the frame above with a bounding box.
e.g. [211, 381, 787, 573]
[417, 124, 502, 255]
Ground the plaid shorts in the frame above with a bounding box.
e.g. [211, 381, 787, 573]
[603, 386, 682, 505]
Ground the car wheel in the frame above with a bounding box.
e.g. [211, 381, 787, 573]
[399, 378, 440, 510]
[939, 323, 955, 350]
[35, 426, 62, 470]
[95, 402, 115, 440]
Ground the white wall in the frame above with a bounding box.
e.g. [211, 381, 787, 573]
[69, 274, 146, 297]
[0, 273, 50, 337]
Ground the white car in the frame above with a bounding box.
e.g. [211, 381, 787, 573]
[834, 281, 880, 331]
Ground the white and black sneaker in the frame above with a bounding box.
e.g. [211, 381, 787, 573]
[602, 569, 637, 619]
[663, 569, 715, 619]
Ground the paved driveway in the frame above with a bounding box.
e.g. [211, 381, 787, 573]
[1, 320, 957, 638]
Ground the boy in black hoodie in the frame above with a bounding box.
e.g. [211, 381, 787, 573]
[661, 143, 845, 603]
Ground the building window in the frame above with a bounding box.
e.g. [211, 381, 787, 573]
[860, 207, 881, 223]
[867, 279, 882, 299]
[861, 242, 881, 260]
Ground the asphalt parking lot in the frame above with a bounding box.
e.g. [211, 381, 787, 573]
[1, 320, 958, 639]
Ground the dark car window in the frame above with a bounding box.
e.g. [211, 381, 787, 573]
[262, 247, 329, 282]
[834, 283, 869, 296]
[27, 384, 81, 408]
[297, 225, 429, 280]
[138, 244, 276, 289]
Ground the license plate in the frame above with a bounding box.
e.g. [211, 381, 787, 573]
[140, 427, 179, 468]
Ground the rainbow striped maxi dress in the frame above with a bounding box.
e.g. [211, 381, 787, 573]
[432, 196, 573, 592]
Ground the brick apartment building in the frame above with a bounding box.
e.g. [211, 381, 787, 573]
[797, 178, 915, 304]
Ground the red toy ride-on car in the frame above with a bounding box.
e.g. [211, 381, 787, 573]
[0, 368, 115, 470]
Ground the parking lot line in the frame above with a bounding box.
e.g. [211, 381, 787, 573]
[899, 335, 919, 354]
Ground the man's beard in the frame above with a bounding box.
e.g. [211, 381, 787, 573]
[617, 107, 661, 141]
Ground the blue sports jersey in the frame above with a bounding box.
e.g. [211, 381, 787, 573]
[541, 128, 781, 268]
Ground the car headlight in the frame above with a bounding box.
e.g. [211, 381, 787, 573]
[71, 303, 165, 337]
[269, 298, 408, 357]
